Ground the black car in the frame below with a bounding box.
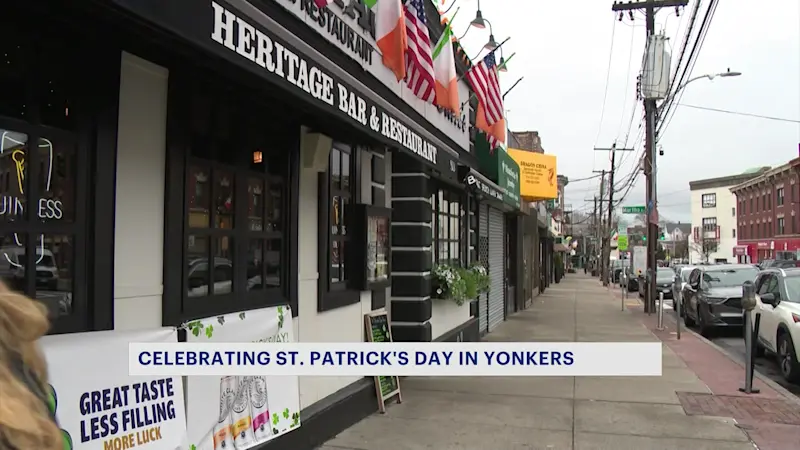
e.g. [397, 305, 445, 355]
[639, 267, 675, 299]
[682, 264, 759, 337]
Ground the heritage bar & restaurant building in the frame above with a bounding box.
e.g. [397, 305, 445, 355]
[0, 0, 532, 448]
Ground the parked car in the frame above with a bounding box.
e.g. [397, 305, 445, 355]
[769, 260, 800, 269]
[639, 267, 675, 300]
[682, 264, 760, 337]
[672, 266, 696, 313]
[748, 268, 800, 383]
[626, 269, 641, 292]
[612, 260, 630, 284]
[758, 259, 776, 270]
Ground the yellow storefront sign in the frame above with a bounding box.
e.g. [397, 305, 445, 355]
[507, 149, 558, 201]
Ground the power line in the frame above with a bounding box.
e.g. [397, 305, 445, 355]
[676, 103, 800, 123]
[593, 18, 618, 147]
[658, 0, 719, 137]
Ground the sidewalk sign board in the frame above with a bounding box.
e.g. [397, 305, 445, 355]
[364, 308, 402, 413]
[184, 305, 301, 450]
[40, 328, 187, 450]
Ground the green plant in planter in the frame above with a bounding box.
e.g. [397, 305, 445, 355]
[433, 264, 468, 305]
[470, 262, 490, 294]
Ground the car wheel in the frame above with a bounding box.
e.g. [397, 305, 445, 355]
[697, 306, 712, 338]
[683, 307, 695, 327]
[777, 332, 800, 383]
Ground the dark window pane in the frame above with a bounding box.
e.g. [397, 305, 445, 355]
[211, 236, 233, 295]
[214, 169, 234, 229]
[331, 148, 341, 189]
[187, 235, 209, 297]
[246, 240, 264, 291]
[38, 44, 79, 130]
[0, 233, 26, 294]
[266, 152, 286, 178]
[267, 178, 282, 233]
[0, 130, 27, 224]
[0, 21, 30, 121]
[39, 137, 74, 222]
[341, 151, 350, 191]
[331, 195, 341, 236]
[35, 234, 73, 317]
[187, 165, 210, 228]
[265, 238, 281, 288]
[247, 177, 264, 231]
[331, 240, 341, 283]
[338, 240, 347, 282]
[341, 197, 349, 236]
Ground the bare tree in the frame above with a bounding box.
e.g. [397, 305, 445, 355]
[673, 238, 690, 259]
[690, 238, 719, 263]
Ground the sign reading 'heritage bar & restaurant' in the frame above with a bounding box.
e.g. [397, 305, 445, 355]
[209, 1, 441, 167]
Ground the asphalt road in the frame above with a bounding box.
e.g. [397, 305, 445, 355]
[710, 328, 800, 397]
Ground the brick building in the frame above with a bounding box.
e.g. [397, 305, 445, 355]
[510, 130, 544, 153]
[731, 158, 800, 263]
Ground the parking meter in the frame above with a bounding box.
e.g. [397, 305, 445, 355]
[742, 280, 756, 311]
[740, 279, 760, 394]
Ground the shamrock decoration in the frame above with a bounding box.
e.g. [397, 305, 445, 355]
[205, 324, 214, 339]
[282, 408, 289, 420]
[217, 316, 226, 325]
[47, 385, 73, 450]
[277, 306, 285, 329]
[291, 412, 300, 428]
[271, 413, 279, 426]
[238, 312, 246, 320]
[190, 445, 197, 450]
[187, 321, 204, 337]
[272, 428, 279, 435]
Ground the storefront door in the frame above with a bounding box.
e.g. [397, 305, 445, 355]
[487, 207, 506, 332]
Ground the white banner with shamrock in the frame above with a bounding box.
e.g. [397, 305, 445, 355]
[39, 328, 187, 450]
[183, 305, 300, 450]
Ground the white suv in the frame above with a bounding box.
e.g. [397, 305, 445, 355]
[749, 268, 800, 383]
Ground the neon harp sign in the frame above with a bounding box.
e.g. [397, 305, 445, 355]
[0, 131, 64, 268]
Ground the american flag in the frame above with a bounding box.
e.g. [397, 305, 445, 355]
[404, 0, 435, 102]
[466, 52, 504, 126]
[487, 134, 500, 151]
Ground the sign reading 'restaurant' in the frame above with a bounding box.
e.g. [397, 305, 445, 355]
[210, 1, 438, 166]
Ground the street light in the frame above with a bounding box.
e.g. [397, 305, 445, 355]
[659, 69, 742, 113]
[470, 0, 486, 29]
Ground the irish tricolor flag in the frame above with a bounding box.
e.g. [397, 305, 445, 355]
[373, 0, 407, 81]
[432, 21, 459, 114]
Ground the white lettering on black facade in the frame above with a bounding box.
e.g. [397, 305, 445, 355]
[209, 1, 439, 166]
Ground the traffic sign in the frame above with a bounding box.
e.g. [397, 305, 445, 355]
[617, 235, 629, 251]
[622, 205, 646, 214]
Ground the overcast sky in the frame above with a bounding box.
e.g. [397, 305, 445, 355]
[445, 0, 800, 224]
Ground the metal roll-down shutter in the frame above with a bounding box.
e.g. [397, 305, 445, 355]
[488, 207, 506, 332]
[478, 203, 489, 334]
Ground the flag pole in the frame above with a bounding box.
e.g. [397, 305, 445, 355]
[502, 76, 524, 100]
[456, 37, 511, 82]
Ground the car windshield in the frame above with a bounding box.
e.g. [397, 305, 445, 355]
[702, 268, 758, 287]
[656, 269, 673, 280]
[785, 276, 800, 301]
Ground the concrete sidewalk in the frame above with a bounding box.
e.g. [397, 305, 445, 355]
[320, 274, 757, 450]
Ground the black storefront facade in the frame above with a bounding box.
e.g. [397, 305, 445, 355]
[8, 0, 482, 448]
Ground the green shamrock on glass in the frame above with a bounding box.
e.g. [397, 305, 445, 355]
[47, 385, 73, 450]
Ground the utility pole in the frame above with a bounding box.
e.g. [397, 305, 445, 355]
[595, 144, 634, 286]
[611, 0, 687, 312]
[594, 170, 607, 280]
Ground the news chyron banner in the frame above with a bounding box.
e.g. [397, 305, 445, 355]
[39, 328, 187, 450]
[184, 305, 301, 450]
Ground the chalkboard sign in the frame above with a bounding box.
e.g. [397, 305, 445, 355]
[364, 308, 402, 413]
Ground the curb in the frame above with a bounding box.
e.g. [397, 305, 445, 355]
[604, 285, 800, 407]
